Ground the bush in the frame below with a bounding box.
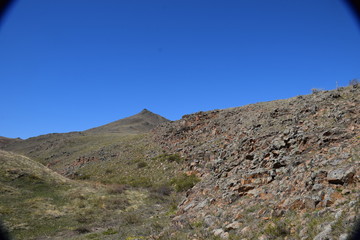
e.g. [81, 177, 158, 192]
[137, 161, 147, 168]
[263, 220, 289, 238]
[170, 174, 200, 192]
[107, 184, 127, 194]
[153, 185, 172, 196]
[120, 176, 153, 188]
[75, 227, 91, 234]
[123, 212, 142, 225]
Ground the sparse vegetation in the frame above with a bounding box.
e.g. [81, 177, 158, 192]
[311, 88, 324, 94]
[137, 161, 148, 168]
[153, 153, 183, 163]
[170, 173, 200, 192]
[263, 218, 289, 238]
[1, 86, 359, 239]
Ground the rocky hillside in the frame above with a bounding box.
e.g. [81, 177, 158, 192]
[1, 87, 359, 240]
[153, 85, 360, 239]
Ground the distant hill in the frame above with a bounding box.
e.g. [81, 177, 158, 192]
[0, 136, 22, 148]
[0, 109, 170, 174]
[85, 109, 169, 135]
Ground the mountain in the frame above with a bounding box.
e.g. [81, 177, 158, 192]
[85, 109, 169, 135]
[1, 109, 169, 173]
[1, 86, 359, 239]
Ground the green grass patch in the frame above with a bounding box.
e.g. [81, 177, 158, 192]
[170, 173, 200, 192]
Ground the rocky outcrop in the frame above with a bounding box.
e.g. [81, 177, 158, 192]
[153, 86, 360, 239]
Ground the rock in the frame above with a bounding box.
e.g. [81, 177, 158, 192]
[213, 228, 224, 236]
[183, 202, 195, 212]
[193, 199, 208, 210]
[313, 224, 332, 240]
[258, 235, 269, 240]
[299, 227, 309, 238]
[204, 215, 217, 227]
[303, 197, 317, 209]
[241, 226, 251, 234]
[341, 189, 351, 195]
[335, 210, 343, 220]
[312, 183, 324, 191]
[213, 228, 229, 239]
[272, 139, 286, 150]
[339, 233, 348, 240]
[327, 167, 355, 185]
[225, 221, 241, 231]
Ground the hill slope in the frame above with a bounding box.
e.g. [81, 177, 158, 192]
[1, 87, 359, 239]
[152, 86, 360, 239]
[1, 109, 169, 174]
[0, 136, 22, 148]
[0, 149, 179, 240]
[85, 108, 169, 135]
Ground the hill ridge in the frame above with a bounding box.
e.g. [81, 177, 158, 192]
[84, 108, 169, 135]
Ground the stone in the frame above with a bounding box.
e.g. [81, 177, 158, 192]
[203, 215, 217, 227]
[303, 198, 316, 209]
[335, 210, 343, 220]
[213, 228, 229, 239]
[327, 167, 355, 185]
[183, 202, 195, 212]
[193, 199, 208, 210]
[225, 221, 241, 231]
[341, 189, 351, 195]
[313, 224, 332, 240]
[213, 228, 224, 236]
[241, 226, 251, 234]
[299, 227, 308, 238]
[272, 139, 286, 150]
[339, 234, 348, 240]
[258, 235, 269, 240]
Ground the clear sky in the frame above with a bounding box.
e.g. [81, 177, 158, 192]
[0, 0, 359, 139]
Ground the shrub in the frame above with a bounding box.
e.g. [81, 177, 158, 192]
[76, 215, 91, 224]
[75, 227, 91, 234]
[153, 185, 172, 196]
[137, 161, 147, 169]
[170, 174, 200, 192]
[107, 184, 127, 194]
[149, 185, 173, 202]
[123, 212, 142, 225]
[263, 220, 289, 238]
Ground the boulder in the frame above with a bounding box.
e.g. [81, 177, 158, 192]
[327, 167, 355, 185]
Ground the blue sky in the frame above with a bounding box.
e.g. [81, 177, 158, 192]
[0, 0, 359, 139]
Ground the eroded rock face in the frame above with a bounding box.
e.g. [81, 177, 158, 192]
[153, 86, 360, 239]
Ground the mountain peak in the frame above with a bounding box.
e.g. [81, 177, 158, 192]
[139, 108, 151, 114]
[85, 109, 169, 135]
